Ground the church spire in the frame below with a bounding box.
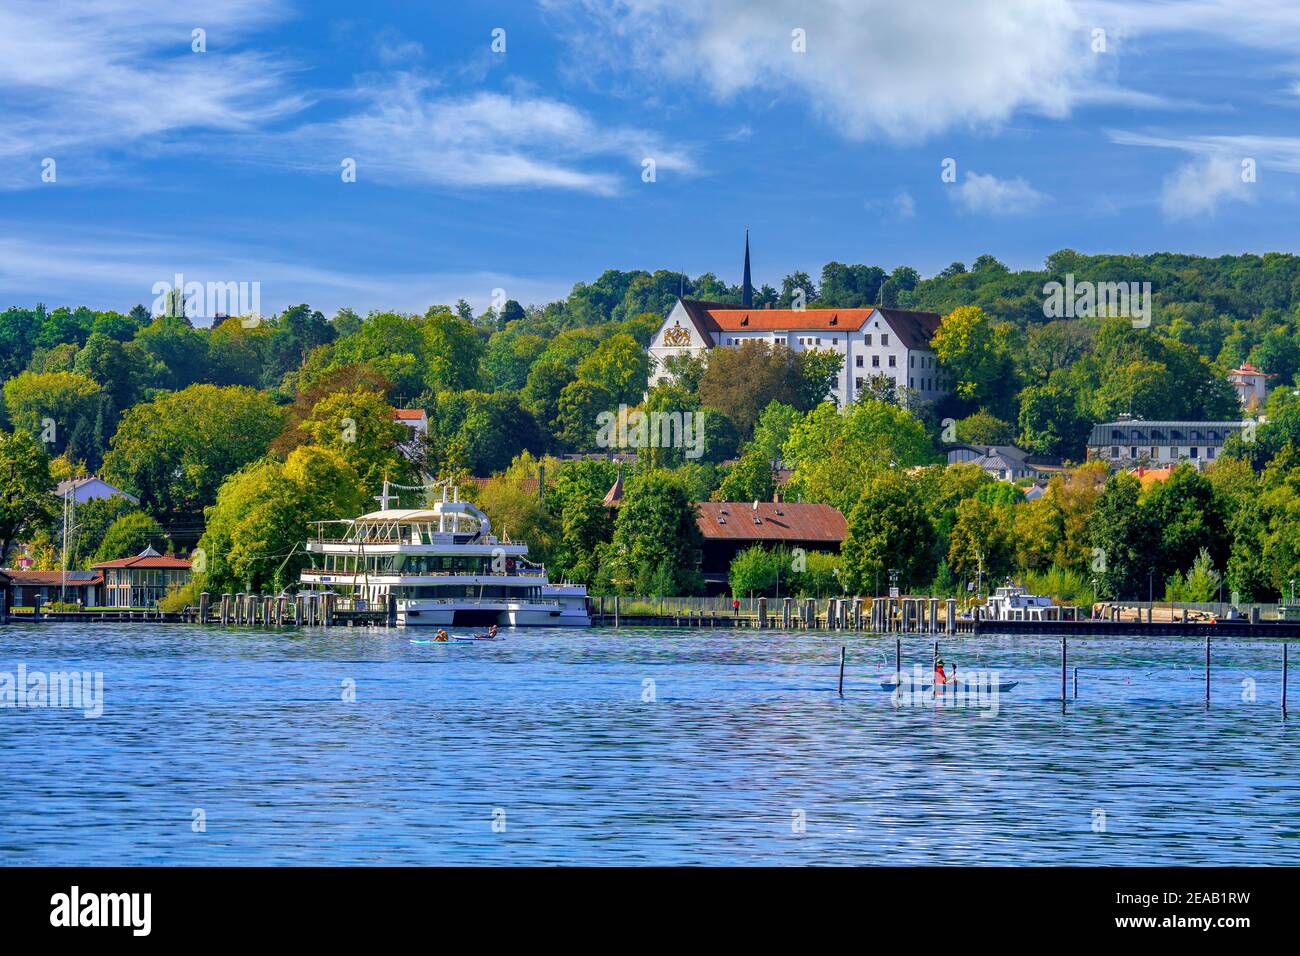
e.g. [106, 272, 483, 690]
[741, 228, 753, 307]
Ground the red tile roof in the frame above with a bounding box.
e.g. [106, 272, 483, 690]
[3, 570, 103, 585]
[393, 408, 426, 420]
[696, 501, 846, 543]
[676, 299, 941, 344]
[92, 555, 192, 570]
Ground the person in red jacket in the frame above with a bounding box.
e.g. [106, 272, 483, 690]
[934, 658, 949, 686]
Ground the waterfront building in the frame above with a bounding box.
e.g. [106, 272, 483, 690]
[2, 569, 102, 607]
[695, 498, 846, 595]
[92, 546, 192, 608]
[1086, 416, 1250, 469]
[1227, 362, 1272, 411]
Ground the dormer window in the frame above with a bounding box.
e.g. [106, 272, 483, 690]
[829, 315, 838, 326]
[740, 315, 749, 326]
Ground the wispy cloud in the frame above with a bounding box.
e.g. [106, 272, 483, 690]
[951, 172, 1049, 216]
[258, 73, 695, 195]
[0, 227, 575, 316]
[1107, 130, 1290, 216]
[0, 0, 305, 184]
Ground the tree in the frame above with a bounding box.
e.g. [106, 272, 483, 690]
[697, 342, 840, 437]
[0, 429, 55, 564]
[954, 409, 1014, 445]
[70, 494, 141, 568]
[575, 333, 649, 405]
[297, 388, 410, 493]
[102, 384, 284, 520]
[422, 310, 485, 392]
[1087, 473, 1153, 600]
[601, 471, 704, 595]
[95, 512, 165, 563]
[840, 471, 935, 594]
[2, 370, 104, 464]
[716, 451, 775, 502]
[198, 447, 367, 594]
[1141, 464, 1227, 586]
[932, 305, 1014, 407]
[728, 545, 784, 597]
[784, 400, 937, 512]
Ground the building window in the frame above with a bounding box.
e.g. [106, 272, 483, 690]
[1190, 446, 1199, 458]
[909, 377, 915, 389]
[881, 334, 889, 346]
[888, 355, 896, 367]
[1130, 446, 1137, 458]
[872, 355, 880, 367]
[865, 334, 872, 345]
[855, 377, 864, 390]
[1111, 446, 1120, 458]
[855, 355, 863, 367]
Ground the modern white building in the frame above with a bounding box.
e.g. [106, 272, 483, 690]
[53, 476, 138, 505]
[647, 298, 947, 407]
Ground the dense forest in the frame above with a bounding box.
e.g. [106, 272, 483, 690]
[5, 249, 1300, 608]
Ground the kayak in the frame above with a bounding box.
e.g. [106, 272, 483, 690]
[879, 678, 1018, 692]
[410, 637, 479, 645]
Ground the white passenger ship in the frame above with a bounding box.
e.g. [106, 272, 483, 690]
[300, 480, 591, 627]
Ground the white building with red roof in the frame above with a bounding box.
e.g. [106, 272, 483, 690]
[648, 297, 947, 407]
[1227, 362, 1272, 411]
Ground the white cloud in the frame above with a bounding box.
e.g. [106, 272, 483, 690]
[952, 172, 1049, 216]
[262, 74, 695, 195]
[0, 0, 305, 177]
[1160, 156, 1256, 218]
[545, 0, 1102, 141]
[1107, 130, 1285, 216]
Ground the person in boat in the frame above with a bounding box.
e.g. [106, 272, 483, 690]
[486, 625, 498, 639]
[934, 658, 950, 686]
[434, 628, 449, 642]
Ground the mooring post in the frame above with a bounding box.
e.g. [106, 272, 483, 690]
[1073, 666, 1078, 699]
[1205, 633, 1211, 707]
[613, 595, 620, 628]
[386, 593, 397, 627]
[199, 592, 210, 624]
[275, 596, 285, 627]
[757, 596, 767, 630]
[946, 598, 956, 635]
[1061, 635, 1067, 707]
[783, 597, 792, 628]
[1284, 644, 1289, 718]
[895, 637, 901, 683]
[838, 646, 846, 697]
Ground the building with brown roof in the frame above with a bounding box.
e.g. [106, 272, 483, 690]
[695, 499, 847, 594]
[92, 546, 192, 608]
[2, 569, 103, 608]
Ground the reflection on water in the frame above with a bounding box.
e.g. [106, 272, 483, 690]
[1, 623, 1297, 865]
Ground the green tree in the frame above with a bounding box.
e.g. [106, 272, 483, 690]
[0, 429, 55, 564]
[602, 471, 704, 595]
[840, 471, 935, 594]
[1087, 473, 1153, 600]
[102, 384, 284, 519]
[716, 451, 775, 502]
[95, 511, 165, 563]
[298, 388, 411, 493]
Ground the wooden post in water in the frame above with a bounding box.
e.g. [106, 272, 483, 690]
[1073, 666, 1078, 699]
[1061, 636, 1067, 707]
[199, 592, 209, 624]
[220, 593, 230, 624]
[895, 637, 901, 683]
[1205, 633, 1211, 707]
[1284, 644, 1289, 718]
[838, 646, 846, 697]
[275, 596, 285, 627]
[613, 595, 620, 628]
[783, 597, 792, 629]
[946, 598, 956, 635]
[757, 596, 767, 630]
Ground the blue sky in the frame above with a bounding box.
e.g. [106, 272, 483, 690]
[5, 0, 1300, 320]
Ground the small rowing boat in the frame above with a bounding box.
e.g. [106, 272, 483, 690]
[878, 677, 1018, 692]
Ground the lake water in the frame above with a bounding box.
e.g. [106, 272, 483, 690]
[1, 622, 1297, 865]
